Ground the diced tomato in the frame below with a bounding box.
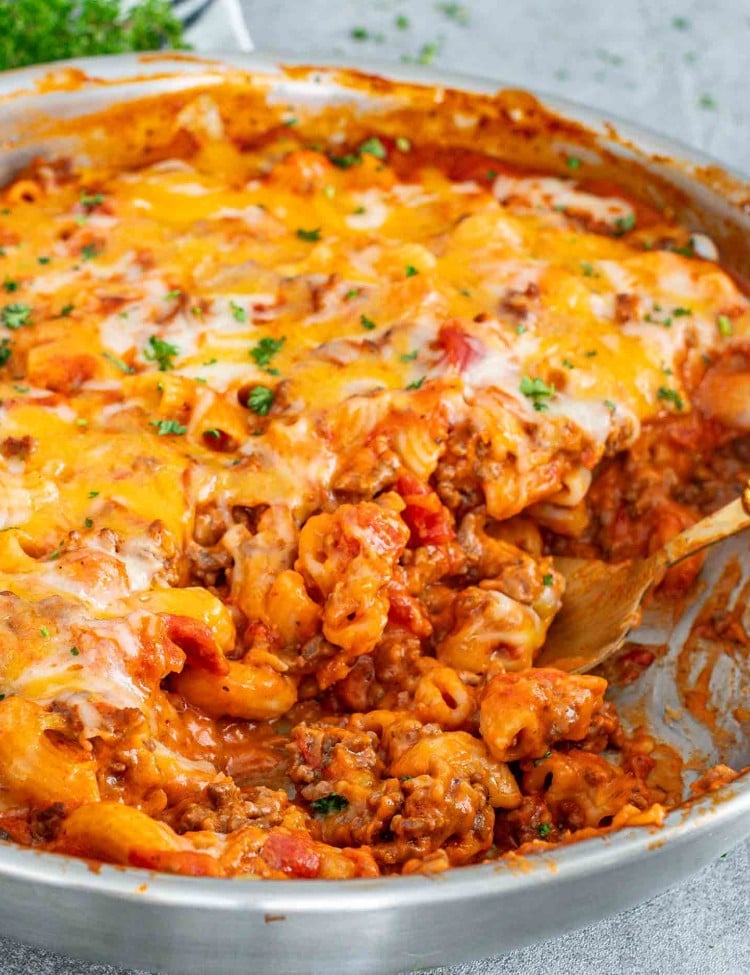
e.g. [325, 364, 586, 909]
[162, 614, 230, 676]
[396, 472, 455, 546]
[438, 323, 483, 371]
[262, 831, 321, 878]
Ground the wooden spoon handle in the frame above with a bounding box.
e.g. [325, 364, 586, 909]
[663, 485, 750, 568]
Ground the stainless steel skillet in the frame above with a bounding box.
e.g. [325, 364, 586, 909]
[0, 51, 747, 975]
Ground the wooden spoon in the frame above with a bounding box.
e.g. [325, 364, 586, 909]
[535, 485, 750, 673]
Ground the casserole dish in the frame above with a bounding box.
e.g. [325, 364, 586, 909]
[0, 52, 747, 975]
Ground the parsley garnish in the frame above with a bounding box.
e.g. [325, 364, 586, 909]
[245, 385, 275, 416]
[102, 351, 133, 374]
[717, 314, 733, 337]
[396, 136, 411, 152]
[604, 399, 616, 412]
[360, 137, 386, 160]
[70, 647, 80, 657]
[84, 517, 93, 528]
[88, 490, 99, 498]
[613, 213, 636, 235]
[144, 335, 179, 371]
[229, 300, 247, 323]
[59, 303, 74, 318]
[542, 573, 554, 586]
[672, 306, 692, 317]
[310, 794, 349, 816]
[562, 358, 575, 369]
[0, 0, 188, 72]
[150, 419, 187, 436]
[0, 338, 10, 366]
[515, 324, 527, 335]
[407, 377, 425, 390]
[401, 350, 418, 362]
[437, 3, 470, 25]
[1, 303, 31, 330]
[537, 823, 552, 838]
[81, 243, 100, 261]
[565, 155, 582, 170]
[37, 256, 51, 265]
[250, 336, 285, 368]
[580, 261, 598, 277]
[296, 227, 321, 242]
[520, 375, 555, 411]
[416, 40, 441, 64]
[360, 314, 377, 330]
[657, 386, 684, 411]
[584, 349, 598, 358]
[395, 14, 409, 29]
[164, 289, 182, 301]
[404, 265, 419, 277]
[344, 288, 361, 300]
[39, 626, 49, 638]
[699, 94, 718, 111]
[350, 26, 368, 40]
[80, 192, 104, 209]
[2, 278, 18, 293]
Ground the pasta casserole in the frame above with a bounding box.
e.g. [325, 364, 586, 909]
[0, 85, 746, 879]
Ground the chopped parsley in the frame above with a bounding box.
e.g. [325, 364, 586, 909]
[144, 335, 179, 371]
[204, 428, 220, 439]
[1, 303, 31, 330]
[70, 647, 80, 657]
[12, 384, 27, 394]
[102, 351, 133, 374]
[405, 264, 419, 277]
[537, 823, 552, 838]
[672, 16, 690, 30]
[515, 324, 527, 335]
[520, 375, 555, 412]
[437, 3, 470, 25]
[580, 261, 598, 277]
[59, 303, 74, 318]
[310, 793, 349, 816]
[0, 338, 10, 366]
[84, 517, 93, 529]
[350, 26, 369, 40]
[2, 278, 18, 293]
[229, 300, 247, 323]
[81, 243, 100, 261]
[80, 192, 104, 209]
[245, 385, 275, 416]
[360, 314, 377, 331]
[672, 306, 692, 317]
[657, 386, 684, 411]
[717, 314, 733, 337]
[699, 94, 718, 111]
[150, 419, 187, 436]
[395, 14, 409, 29]
[416, 40, 442, 65]
[164, 289, 182, 301]
[39, 626, 49, 638]
[565, 155, 582, 170]
[359, 136, 386, 160]
[613, 213, 636, 235]
[562, 358, 575, 369]
[37, 255, 51, 265]
[542, 573, 554, 587]
[330, 152, 360, 169]
[296, 227, 321, 242]
[88, 490, 99, 498]
[396, 136, 412, 152]
[407, 377, 425, 390]
[604, 399, 616, 412]
[250, 336, 285, 369]
[401, 349, 418, 362]
[344, 288, 361, 300]
[584, 349, 598, 358]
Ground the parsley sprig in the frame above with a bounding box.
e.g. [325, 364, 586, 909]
[520, 375, 556, 412]
[0, 0, 189, 71]
[144, 335, 179, 371]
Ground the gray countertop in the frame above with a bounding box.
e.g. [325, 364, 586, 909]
[1, 1, 748, 972]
